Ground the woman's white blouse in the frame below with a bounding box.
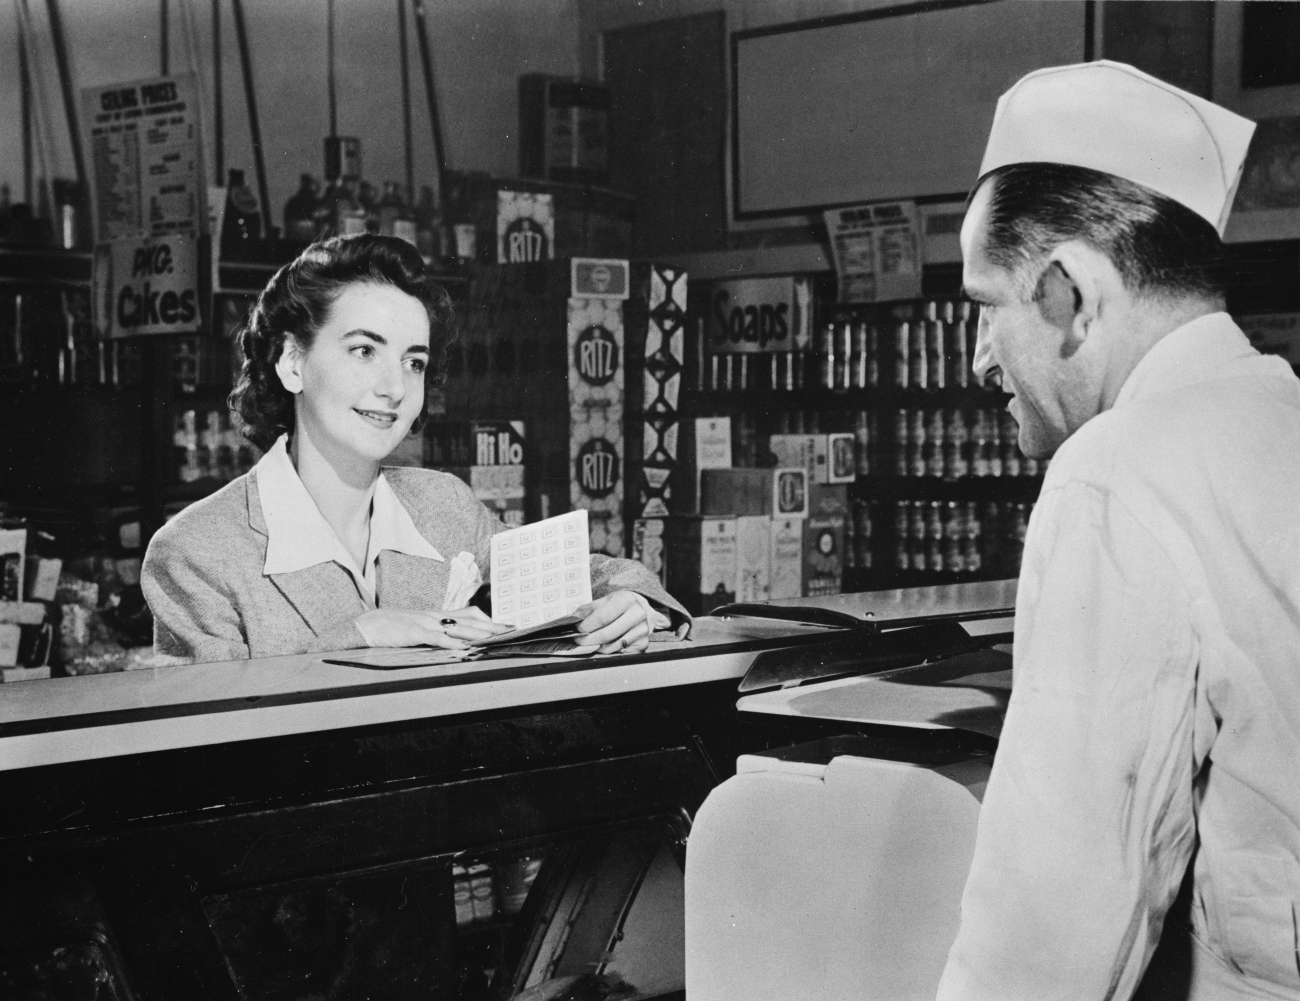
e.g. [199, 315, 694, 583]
[256, 434, 446, 609]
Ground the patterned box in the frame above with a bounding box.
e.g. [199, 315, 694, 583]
[497, 190, 555, 264]
[639, 266, 688, 518]
[568, 296, 624, 557]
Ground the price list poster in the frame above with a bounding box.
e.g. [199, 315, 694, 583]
[82, 75, 203, 242]
[82, 75, 204, 338]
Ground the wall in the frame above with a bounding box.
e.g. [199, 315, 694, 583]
[578, 0, 903, 79]
[1, 0, 580, 221]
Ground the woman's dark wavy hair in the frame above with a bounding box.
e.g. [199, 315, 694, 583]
[229, 234, 456, 451]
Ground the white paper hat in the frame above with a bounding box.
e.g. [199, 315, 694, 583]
[979, 60, 1256, 235]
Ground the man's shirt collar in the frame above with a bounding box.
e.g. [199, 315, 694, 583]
[1114, 311, 1256, 409]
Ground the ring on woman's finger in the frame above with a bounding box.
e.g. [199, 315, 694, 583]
[440, 617, 456, 626]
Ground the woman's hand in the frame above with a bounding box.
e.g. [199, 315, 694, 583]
[573, 591, 658, 655]
[354, 606, 510, 649]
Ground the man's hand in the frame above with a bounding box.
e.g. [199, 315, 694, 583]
[355, 606, 510, 649]
[572, 591, 656, 655]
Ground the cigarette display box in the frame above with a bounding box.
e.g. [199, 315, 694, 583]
[769, 517, 804, 600]
[735, 515, 772, 603]
[674, 417, 732, 514]
[768, 434, 856, 484]
[700, 468, 808, 519]
[803, 484, 848, 597]
[664, 516, 737, 615]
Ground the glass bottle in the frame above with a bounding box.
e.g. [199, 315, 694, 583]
[283, 173, 319, 245]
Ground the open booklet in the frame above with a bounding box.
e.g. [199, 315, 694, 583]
[325, 513, 599, 669]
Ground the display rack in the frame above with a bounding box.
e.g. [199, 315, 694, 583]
[681, 268, 1043, 594]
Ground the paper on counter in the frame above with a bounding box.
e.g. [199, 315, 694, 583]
[490, 510, 592, 628]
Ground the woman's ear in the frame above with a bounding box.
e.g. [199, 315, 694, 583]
[275, 336, 305, 394]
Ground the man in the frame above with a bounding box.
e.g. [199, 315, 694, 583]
[936, 62, 1300, 1000]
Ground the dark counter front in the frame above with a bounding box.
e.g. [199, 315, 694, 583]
[0, 617, 863, 1001]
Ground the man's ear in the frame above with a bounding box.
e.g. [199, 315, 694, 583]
[275, 336, 305, 394]
[1038, 241, 1107, 354]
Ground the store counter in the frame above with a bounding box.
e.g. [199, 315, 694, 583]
[0, 615, 832, 772]
[0, 585, 1015, 1001]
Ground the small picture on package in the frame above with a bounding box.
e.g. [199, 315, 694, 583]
[829, 432, 856, 482]
[497, 190, 555, 264]
[773, 469, 808, 518]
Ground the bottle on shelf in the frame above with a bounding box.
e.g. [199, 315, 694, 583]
[949, 301, 970, 388]
[377, 182, 409, 245]
[925, 500, 944, 572]
[835, 320, 852, 391]
[893, 409, 909, 477]
[283, 173, 319, 245]
[220, 168, 262, 261]
[335, 179, 368, 237]
[853, 409, 871, 477]
[414, 185, 440, 260]
[925, 302, 945, 391]
[893, 500, 910, 570]
[853, 499, 873, 570]
[909, 500, 927, 572]
[944, 409, 969, 481]
[818, 322, 835, 390]
[893, 321, 910, 389]
[908, 316, 927, 391]
[908, 410, 926, 479]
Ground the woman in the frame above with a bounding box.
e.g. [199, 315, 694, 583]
[142, 235, 687, 665]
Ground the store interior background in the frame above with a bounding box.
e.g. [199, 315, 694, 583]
[1, 0, 1296, 677]
[0, 0, 1221, 261]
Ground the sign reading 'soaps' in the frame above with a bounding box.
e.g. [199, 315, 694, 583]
[708, 276, 812, 354]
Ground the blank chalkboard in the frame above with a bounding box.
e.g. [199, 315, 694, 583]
[732, 0, 1089, 219]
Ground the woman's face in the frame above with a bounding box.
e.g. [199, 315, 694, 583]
[277, 281, 430, 467]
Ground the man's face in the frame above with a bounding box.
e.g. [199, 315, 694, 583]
[960, 183, 1097, 459]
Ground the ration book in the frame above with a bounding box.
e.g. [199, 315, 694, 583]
[490, 510, 593, 628]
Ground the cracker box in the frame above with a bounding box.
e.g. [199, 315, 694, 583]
[700, 467, 808, 518]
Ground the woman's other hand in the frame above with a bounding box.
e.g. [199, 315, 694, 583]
[573, 591, 659, 655]
[355, 606, 510, 649]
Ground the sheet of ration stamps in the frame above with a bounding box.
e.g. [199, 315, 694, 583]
[490, 510, 593, 628]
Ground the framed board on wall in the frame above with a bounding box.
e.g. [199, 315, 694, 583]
[730, 0, 1093, 224]
[1214, 2, 1300, 243]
